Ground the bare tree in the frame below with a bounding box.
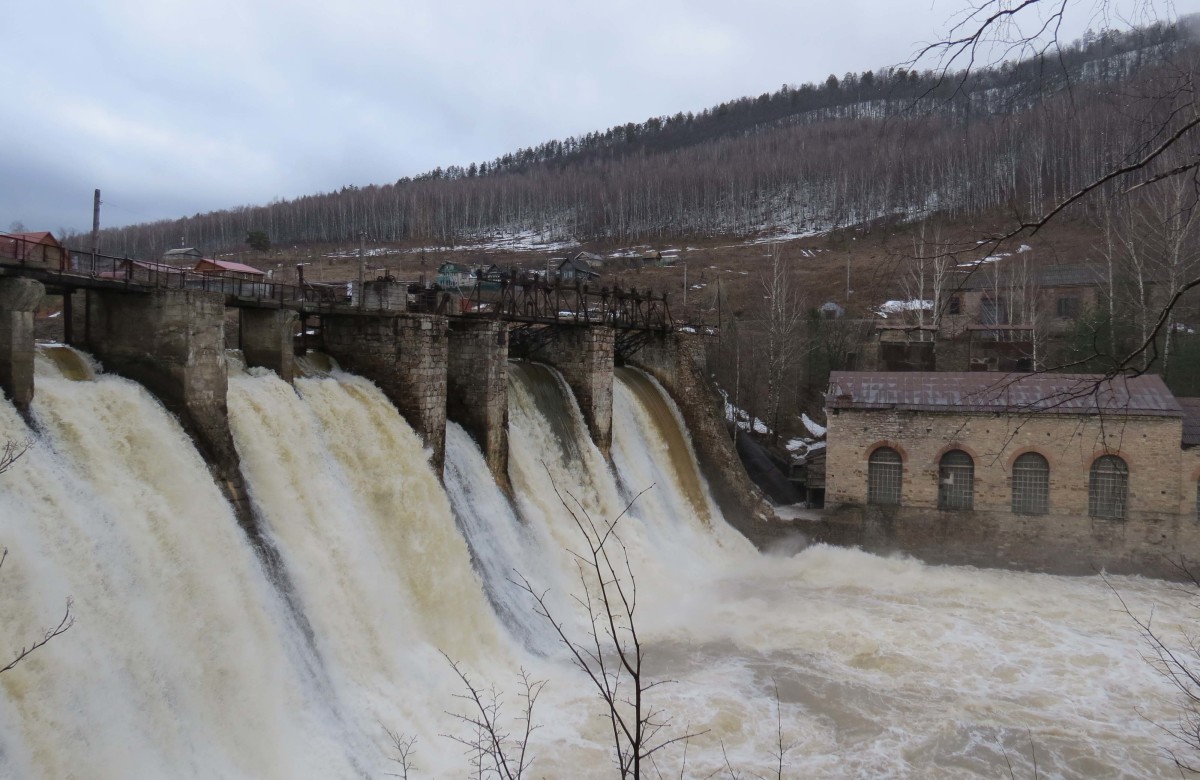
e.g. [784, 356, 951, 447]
[913, 0, 1200, 379]
[439, 656, 544, 780]
[1, 439, 74, 676]
[382, 728, 417, 779]
[1107, 568, 1200, 774]
[512, 483, 704, 779]
[0, 438, 29, 475]
[902, 221, 954, 330]
[761, 246, 805, 442]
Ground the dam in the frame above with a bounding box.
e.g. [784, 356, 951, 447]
[0, 277, 1197, 777]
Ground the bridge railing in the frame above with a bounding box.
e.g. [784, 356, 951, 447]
[463, 271, 674, 331]
[0, 235, 331, 305]
[2, 235, 679, 330]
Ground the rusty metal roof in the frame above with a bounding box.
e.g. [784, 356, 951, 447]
[1178, 398, 1200, 446]
[193, 258, 265, 276]
[954, 263, 1103, 291]
[827, 371, 1183, 417]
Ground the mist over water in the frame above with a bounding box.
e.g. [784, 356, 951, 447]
[0, 347, 1193, 777]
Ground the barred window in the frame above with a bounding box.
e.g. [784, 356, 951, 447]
[1089, 455, 1128, 519]
[1056, 296, 1081, 319]
[1011, 452, 1050, 515]
[938, 450, 975, 510]
[868, 447, 902, 506]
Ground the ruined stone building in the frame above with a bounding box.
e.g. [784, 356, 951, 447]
[820, 370, 1200, 578]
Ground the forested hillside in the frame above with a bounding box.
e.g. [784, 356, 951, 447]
[92, 18, 1196, 257]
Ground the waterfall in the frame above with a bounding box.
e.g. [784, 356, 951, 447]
[0, 350, 355, 778]
[1, 347, 1196, 778]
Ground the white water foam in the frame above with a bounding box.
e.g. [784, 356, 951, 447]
[0, 347, 1194, 778]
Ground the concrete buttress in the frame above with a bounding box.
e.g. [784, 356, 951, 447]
[0, 277, 44, 415]
[321, 311, 449, 473]
[539, 325, 614, 458]
[240, 308, 298, 383]
[447, 319, 509, 490]
[83, 288, 254, 526]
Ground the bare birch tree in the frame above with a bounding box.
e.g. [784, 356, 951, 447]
[762, 246, 805, 442]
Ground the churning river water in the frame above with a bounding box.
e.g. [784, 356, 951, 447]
[0, 348, 1192, 778]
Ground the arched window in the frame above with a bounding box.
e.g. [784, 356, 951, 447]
[1011, 452, 1050, 515]
[1089, 455, 1128, 519]
[868, 447, 902, 506]
[938, 450, 975, 510]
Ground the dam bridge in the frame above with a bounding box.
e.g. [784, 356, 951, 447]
[0, 239, 768, 541]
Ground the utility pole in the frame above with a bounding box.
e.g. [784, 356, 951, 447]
[90, 189, 101, 273]
[358, 231, 366, 310]
[845, 251, 852, 301]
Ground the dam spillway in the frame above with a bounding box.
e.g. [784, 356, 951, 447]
[0, 346, 1196, 777]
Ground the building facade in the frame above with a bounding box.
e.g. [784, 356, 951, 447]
[820, 371, 1200, 578]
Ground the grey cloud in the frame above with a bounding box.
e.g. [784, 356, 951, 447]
[3, 0, 1189, 234]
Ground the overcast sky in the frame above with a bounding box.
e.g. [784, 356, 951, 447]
[3, 0, 1193, 235]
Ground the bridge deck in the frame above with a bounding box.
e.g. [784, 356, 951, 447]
[0, 246, 674, 332]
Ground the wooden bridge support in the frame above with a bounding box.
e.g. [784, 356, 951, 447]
[321, 312, 449, 473]
[240, 307, 298, 383]
[82, 288, 254, 525]
[447, 319, 509, 491]
[0, 277, 44, 415]
[538, 325, 615, 458]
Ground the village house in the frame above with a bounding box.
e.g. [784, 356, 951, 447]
[161, 247, 204, 266]
[192, 258, 265, 282]
[939, 262, 1104, 339]
[436, 262, 473, 289]
[556, 254, 601, 283]
[820, 370, 1200, 579]
[868, 263, 1110, 372]
[0, 231, 70, 270]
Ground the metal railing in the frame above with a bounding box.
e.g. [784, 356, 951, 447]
[0, 233, 680, 331]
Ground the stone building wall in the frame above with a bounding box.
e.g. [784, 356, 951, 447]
[322, 312, 448, 472]
[827, 407, 1184, 516]
[822, 405, 1197, 577]
[811, 503, 1200, 579]
[1180, 446, 1200, 519]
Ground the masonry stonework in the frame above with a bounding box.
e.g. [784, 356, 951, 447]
[447, 319, 509, 490]
[538, 325, 614, 458]
[631, 333, 779, 546]
[0, 277, 43, 414]
[322, 312, 449, 472]
[821, 400, 1200, 579]
[82, 288, 253, 524]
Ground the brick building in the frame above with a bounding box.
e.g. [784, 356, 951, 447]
[819, 371, 1200, 578]
[939, 263, 1103, 339]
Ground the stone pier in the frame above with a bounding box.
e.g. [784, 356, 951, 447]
[321, 312, 449, 472]
[0, 277, 43, 415]
[631, 333, 777, 545]
[240, 307, 298, 383]
[539, 325, 615, 458]
[447, 319, 509, 490]
[82, 288, 253, 523]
